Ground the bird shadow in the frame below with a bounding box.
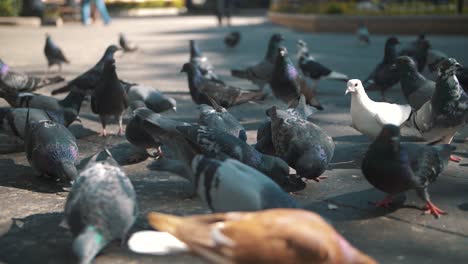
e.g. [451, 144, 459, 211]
[0, 159, 65, 193]
[458, 202, 468, 211]
[302, 188, 407, 222]
[68, 123, 98, 139]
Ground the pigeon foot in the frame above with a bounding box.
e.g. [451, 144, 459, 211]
[449, 155, 462, 162]
[423, 202, 446, 218]
[311, 176, 328, 182]
[371, 195, 393, 209]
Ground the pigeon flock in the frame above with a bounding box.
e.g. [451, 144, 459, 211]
[0, 27, 467, 264]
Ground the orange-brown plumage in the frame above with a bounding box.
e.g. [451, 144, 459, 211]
[148, 209, 376, 264]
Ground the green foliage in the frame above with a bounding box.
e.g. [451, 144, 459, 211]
[107, 0, 185, 11]
[0, 0, 22, 17]
[325, 3, 343, 15]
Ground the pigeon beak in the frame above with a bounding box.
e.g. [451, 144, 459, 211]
[171, 107, 177, 113]
[75, 116, 82, 123]
[390, 63, 397, 70]
[455, 62, 463, 69]
[345, 87, 352, 95]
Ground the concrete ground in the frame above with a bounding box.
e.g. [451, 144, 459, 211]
[0, 15, 467, 264]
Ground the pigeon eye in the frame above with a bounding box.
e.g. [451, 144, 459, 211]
[354, 83, 358, 87]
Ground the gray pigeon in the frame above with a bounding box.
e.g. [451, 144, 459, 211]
[63, 149, 138, 264]
[0, 59, 64, 92]
[126, 83, 176, 113]
[51, 45, 120, 95]
[91, 58, 128, 137]
[363, 37, 401, 101]
[224, 31, 241, 48]
[119, 33, 138, 52]
[393, 56, 434, 110]
[181, 62, 266, 108]
[409, 58, 468, 162]
[197, 97, 246, 141]
[270, 47, 301, 105]
[24, 108, 79, 182]
[44, 33, 70, 72]
[231, 34, 284, 90]
[189, 40, 224, 84]
[362, 124, 454, 218]
[398, 34, 430, 73]
[191, 155, 299, 212]
[176, 125, 305, 192]
[268, 106, 335, 181]
[356, 23, 370, 44]
[0, 86, 86, 127]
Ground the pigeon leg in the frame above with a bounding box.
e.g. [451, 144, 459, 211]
[117, 115, 124, 136]
[423, 202, 447, 218]
[371, 195, 393, 208]
[450, 155, 462, 162]
[99, 116, 107, 137]
[311, 176, 328, 182]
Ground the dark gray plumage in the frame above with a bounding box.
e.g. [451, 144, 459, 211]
[181, 62, 266, 108]
[363, 37, 401, 101]
[119, 33, 138, 52]
[410, 58, 468, 148]
[224, 31, 241, 48]
[270, 47, 301, 105]
[393, 56, 434, 110]
[44, 33, 70, 72]
[268, 106, 335, 181]
[398, 34, 430, 73]
[63, 149, 138, 264]
[231, 34, 284, 90]
[91, 58, 128, 137]
[0, 59, 64, 92]
[198, 98, 246, 141]
[24, 109, 79, 182]
[191, 155, 299, 212]
[189, 40, 224, 84]
[51, 45, 120, 95]
[126, 84, 176, 113]
[362, 124, 454, 218]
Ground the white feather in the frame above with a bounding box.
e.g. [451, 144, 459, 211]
[128, 231, 188, 255]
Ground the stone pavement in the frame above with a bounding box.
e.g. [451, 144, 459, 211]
[0, 15, 467, 264]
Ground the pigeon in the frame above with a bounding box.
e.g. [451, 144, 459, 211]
[231, 33, 284, 90]
[346, 79, 412, 138]
[296, 40, 349, 86]
[363, 37, 401, 101]
[224, 31, 241, 48]
[44, 33, 70, 72]
[176, 125, 305, 192]
[425, 49, 468, 93]
[63, 149, 138, 264]
[91, 58, 128, 137]
[126, 83, 177, 113]
[198, 97, 246, 141]
[409, 58, 468, 162]
[398, 34, 431, 72]
[190, 155, 299, 212]
[147, 209, 377, 264]
[24, 108, 79, 182]
[356, 23, 370, 44]
[393, 56, 435, 110]
[0, 86, 86, 127]
[51, 45, 120, 95]
[181, 62, 266, 108]
[0, 59, 64, 92]
[189, 40, 224, 84]
[119, 33, 138, 52]
[362, 124, 455, 218]
[269, 47, 301, 105]
[268, 106, 335, 181]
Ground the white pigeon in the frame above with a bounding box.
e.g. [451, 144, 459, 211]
[346, 79, 412, 138]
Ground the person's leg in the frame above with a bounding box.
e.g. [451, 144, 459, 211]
[225, 0, 233, 26]
[93, 0, 111, 24]
[215, 0, 224, 26]
[80, 0, 91, 25]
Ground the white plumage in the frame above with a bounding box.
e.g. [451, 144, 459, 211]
[346, 79, 412, 138]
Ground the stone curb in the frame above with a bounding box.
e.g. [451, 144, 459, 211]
[0, 17, 41, 27]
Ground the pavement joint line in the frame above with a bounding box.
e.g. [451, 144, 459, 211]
[323, 199, 468, 239]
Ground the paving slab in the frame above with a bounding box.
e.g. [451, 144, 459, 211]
[0, 15, 467, 264]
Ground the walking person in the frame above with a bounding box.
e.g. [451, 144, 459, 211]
[81, 0, 111, 25]
[215, 0, 234, 26]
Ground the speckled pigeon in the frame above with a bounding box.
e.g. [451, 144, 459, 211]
[0, 59, 64, 92]
[44, 33, 70, 72]
[191, 155, 299, 212]
[363, 37, 401, 101]
[126, 83, 176, 113]
[224, 31, 241, 48]
[176, 124, 305, 192]
[268, 106, 335, 181]
[63, 149, 138, 264]
[51, 45, 120, 95]
[91, 58, 128, 137]
[269, 47, 301, 105]
[393, 56, 434, 110]
[362, 124, 455, 218]
[197, 97, 246, 141]
[231, 34, 284, 90]
[181, 62, 266, 108]
[409, 58, 468, 162]
[24, 109, 79, 182]
[189, 40, 224, 84]
[119, 32, 138, 52]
